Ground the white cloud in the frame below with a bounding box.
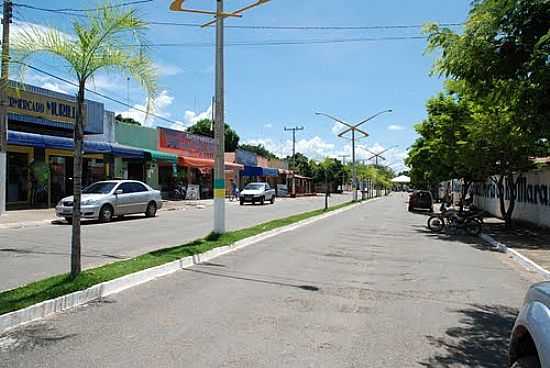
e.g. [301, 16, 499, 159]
[388, 124, 405, 131]
[184, 104, 213, 125]
[153, 62, 183, 77]
[243, 136, 337, 160]
[331, 122, 347, 135]
[264, 123, 273, 129]
[117, 90, 186, 129]
[40, 81, 71, 94]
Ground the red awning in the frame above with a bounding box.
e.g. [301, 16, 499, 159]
[178, 156, 243, 170]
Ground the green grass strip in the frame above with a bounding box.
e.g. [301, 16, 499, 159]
[0, 200, 356, 316]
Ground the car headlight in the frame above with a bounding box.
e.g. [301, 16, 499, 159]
[81, 199, 99, 206]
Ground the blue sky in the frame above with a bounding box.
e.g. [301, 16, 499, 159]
[10, 0, 472, 170]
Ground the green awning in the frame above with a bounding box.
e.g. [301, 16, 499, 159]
[144, 149, 178, 164]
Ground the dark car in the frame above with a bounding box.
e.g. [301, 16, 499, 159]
[408, 190, 433, 212]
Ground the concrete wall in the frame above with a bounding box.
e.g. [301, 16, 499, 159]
[473, 167, 550, 227]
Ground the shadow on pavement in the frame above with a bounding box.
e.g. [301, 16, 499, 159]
[419, 304, 517, 368]
[182, 267, 320, 292]
[0, 248, 128, 260]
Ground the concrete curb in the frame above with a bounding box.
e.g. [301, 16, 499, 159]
[480, 233, 550, 279]
[0, 198, 379, 334]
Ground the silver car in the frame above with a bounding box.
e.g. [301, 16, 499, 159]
[240, 182, 276, 205]
[56, 180, 162, 223]
[509, 282, 550, 367]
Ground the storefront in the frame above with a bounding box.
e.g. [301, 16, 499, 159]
[4, 80, 144, 209]
[114, 121, 177, 193]
[158, 127, 241, 199]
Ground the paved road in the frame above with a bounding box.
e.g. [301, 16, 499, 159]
[0, 193, 536, 367]
[0, 194, 351, 291]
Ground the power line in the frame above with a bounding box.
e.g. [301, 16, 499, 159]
[13, 0, 152, 13]
[148, 21, 464, 30]
[12, 3, 464, 31]
[120, 36, 428, 47]
[16, 62, 186, 127]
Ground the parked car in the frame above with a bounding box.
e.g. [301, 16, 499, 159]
[408, 190, 433, 212]
[56, 180, 162, 223]
[509, 282, 549, 368]
[240, 182, 276, 205]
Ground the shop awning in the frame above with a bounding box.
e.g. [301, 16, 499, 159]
[278, 168, 292, 175]
[178, 156, 243, 170]
[263, 168, 279, 177]
[8, 130, 145, 158]
[109, 143, 145, 159]
[242, 165, 280, 177]
[144, 149, 178, 164]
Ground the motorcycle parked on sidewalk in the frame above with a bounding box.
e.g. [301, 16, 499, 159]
[427, 209, 482, 236]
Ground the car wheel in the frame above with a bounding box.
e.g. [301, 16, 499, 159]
[260, 196, 265, 205]
[65, 217, 72, 224]
[240, 199, 244, 205]
[511, 356, 540, 368]
[270, 196, 275, 204]
[98, 205, 113, 223]
[145, 201, 157, 217]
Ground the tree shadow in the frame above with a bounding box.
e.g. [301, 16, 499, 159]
[419, 304, 518, 367]
[484, 221, 550, 251]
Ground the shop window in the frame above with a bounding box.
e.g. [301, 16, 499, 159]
[7, 152, 30, 203]
[84, 158, 105, 187]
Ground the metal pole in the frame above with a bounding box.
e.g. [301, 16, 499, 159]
[352, 129, 357, 201]
[0, 0, 12, 216]
[213, 0, 225, 233]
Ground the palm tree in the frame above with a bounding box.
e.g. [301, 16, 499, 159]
[12, 2, 158, 278]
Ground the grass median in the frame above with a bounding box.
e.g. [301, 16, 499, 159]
[0, 200, 357, 316]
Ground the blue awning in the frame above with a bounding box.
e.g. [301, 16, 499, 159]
[242, 165, 263, 177]
[241, 165, 280, 177]
[7, 131, 46, 147]
[262, 167, 279, 177]
[110, 143, 145, 159]
[8, 131, 145, 158]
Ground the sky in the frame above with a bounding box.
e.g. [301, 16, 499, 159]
[8, 0, 473, 171]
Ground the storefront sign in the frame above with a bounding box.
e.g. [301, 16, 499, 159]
[158, 128, 215, 159]
[235, 149, 257, 166]
[7, 86, 82, 124]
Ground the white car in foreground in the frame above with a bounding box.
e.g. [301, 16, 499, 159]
[56, 180, 162, 223]
[239, 182, 276, 205]
[509, 282, 550, 367]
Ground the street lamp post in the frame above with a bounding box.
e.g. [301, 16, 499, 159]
[169, 0, 271, 234]
[315, 109, 392, 202]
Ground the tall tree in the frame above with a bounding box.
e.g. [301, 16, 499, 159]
[186, 118, 240, 152]
[239, 143, 278, 159]
[13, 3, 157, 277]
[115, 114, 142, 126]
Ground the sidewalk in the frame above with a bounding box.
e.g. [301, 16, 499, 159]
[483, 217, 550, 272]
[0, 200, 215, 229]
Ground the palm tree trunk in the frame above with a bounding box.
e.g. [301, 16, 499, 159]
[70, 80, 85, 278]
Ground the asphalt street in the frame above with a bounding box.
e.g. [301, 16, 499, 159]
[0, 193, 536, 367]
[0, 194, 351, 291]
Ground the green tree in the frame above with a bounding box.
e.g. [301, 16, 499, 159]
[115, 114, 141, 126]
[238, 143, 278, 159]
[13, 3, 157, 277]
[186, 119, 240, 152]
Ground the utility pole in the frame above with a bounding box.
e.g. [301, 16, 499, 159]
[284, 126, 304, 198]
[0, 0, 12, 216]
[315, 110, 392, 202]
[365, 145, 398, 167]
[170, 0, 271, 234]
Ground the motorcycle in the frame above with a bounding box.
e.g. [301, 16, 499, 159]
[170, 184, 187, 201]
[427, 208, 483, 236]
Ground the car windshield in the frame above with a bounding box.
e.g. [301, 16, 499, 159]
[83, 182, 117, 194]
[245, 184, 264, 190]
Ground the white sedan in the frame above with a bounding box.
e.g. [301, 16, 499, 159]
[239, 182, 276, 205]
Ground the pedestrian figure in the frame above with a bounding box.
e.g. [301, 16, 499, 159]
[230, 180, 239, 201]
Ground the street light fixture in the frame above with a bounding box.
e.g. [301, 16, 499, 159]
[169, 0, 271, 234]
[315, 110, 392, 202]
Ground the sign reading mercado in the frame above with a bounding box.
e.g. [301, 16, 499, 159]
[158, 127, 215, 160]
[7, 86, 83, 125]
